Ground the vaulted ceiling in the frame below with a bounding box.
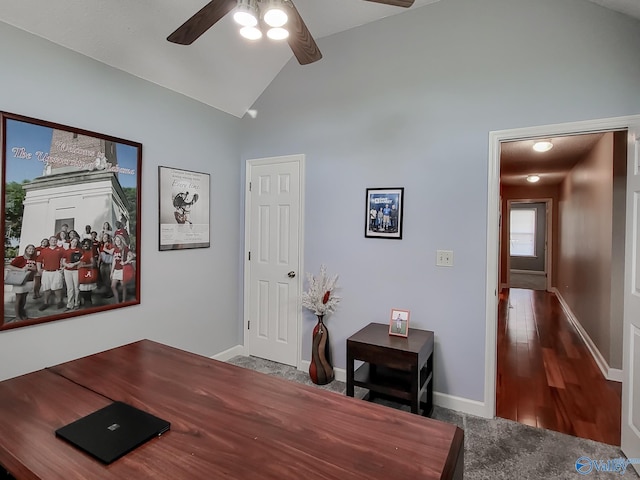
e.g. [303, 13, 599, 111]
[0, 0, 637, 118]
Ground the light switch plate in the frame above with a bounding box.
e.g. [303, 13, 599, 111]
[436, 250, 454, 267]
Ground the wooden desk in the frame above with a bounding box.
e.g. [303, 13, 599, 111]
[0, 340, 462, 479]
[346, 323, 434, 416]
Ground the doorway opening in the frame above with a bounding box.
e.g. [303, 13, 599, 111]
[485, 116, 640, 446]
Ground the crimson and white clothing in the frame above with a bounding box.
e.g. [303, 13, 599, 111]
[39, 246, 64, 292]
[78, 250, 97, 292]
[111, 246, 129, 282]
[63, 247, 82, 309]
[9, 255, 36, 294]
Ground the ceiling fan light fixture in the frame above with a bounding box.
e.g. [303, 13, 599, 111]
[263, 0, 288, 28]
[233, 0, 259, 27]
[239, 26, 263, 40]
[532, 140, 553, 152]
[526, 175, 541, 183]
[267, 27, 289, 40]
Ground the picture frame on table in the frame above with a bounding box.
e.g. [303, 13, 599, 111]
[389, 308, 410, 337]
[1, 111, 142, 331]
[158, 166, 210, 251]
[365, 187, 404, 239]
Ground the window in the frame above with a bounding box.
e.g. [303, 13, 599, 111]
[510, 208, 536, 256]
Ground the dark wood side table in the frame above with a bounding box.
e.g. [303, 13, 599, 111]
[346, 322, 434, 416]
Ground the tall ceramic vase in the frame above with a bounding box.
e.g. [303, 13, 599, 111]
[309, 315, 334, 385]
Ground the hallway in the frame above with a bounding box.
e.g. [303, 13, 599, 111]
[496, 288, 622, 446]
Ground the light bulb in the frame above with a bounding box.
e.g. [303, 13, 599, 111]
[526, 175, 541, 183]
[233, 10, 258, 27]
[264, 8, 288, 28]
[240, 26, 262, 40]
[267, 27, 289, 40]
[532, 141, 553, 152]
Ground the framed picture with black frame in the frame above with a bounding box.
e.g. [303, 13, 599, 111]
[365, 187, 404, 239]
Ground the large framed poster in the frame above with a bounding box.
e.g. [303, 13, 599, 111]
[1, 112, 142, 331]
[158, 166, 210, 251]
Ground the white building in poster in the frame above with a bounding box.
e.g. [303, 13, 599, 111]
[20, 169, 131, 251]
[15, 130, 134, 252]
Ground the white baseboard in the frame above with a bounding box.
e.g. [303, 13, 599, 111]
[212, 344, 246, 362]
[434, 392, 491, 418]
[299, 360, 491, 417]
[552, 288, 622, 383]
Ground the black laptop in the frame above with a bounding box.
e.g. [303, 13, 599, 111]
[55, 401, 170, 464]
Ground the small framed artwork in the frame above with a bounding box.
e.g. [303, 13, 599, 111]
[389, 308, 410, 337]
[365, 187, 404, 239]
[158, 166, 210, 251]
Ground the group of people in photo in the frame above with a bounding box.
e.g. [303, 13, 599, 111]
[369, 203, 399, 233]
[5, 220, 136, 321]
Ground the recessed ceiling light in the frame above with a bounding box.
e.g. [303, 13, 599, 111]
[527, 175, 541, 183]
[532, 141, 553, 152]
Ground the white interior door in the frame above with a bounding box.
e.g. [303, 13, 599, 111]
[244, 155, 303, 366]
[622, 123, 640, 466]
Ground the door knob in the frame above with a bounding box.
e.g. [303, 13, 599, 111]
[287, 271, 296, 278]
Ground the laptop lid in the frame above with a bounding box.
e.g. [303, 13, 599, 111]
[55, 401, 170, 464]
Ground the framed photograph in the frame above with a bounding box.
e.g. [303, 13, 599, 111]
[1, 112, 142, 331]
[365, 187, 404, 239]
[158, 166, 210, 251]
[389, 308, 410, 337]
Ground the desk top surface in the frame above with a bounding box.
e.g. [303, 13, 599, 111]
[347, 322, 434, 354]
[0, 339, 461, 480]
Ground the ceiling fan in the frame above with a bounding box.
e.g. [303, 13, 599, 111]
[167, 0, 415, 65]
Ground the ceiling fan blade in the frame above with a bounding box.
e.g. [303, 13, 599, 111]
[284, 0, 323, 65]
[167, 0, 237, 45]
[363, 0, 415, 7]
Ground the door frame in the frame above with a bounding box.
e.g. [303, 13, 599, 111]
[243, 154, 305, 368]
[504, 198, 553, 291]
[485, 114, 640, 418]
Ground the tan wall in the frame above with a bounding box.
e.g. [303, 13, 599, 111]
[557, 133, 618, 368]
[500, 184, 560, 287]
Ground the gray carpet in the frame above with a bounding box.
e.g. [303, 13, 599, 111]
[510, 271, 547, 290]
[228, 355, 638, 479]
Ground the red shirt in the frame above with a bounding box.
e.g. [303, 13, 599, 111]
[10, 255, 37, 281]
[113, 246, 129, 270]
[80, 250, 95, 267]
[39, 246, 64, 271]
[63, 248, 82, 270]
[11, 255, 37, 271]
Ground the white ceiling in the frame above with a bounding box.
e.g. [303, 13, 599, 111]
[0, 0, 440, 118]
[0, 0, 637, 118]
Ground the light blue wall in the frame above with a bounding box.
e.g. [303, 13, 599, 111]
[1, 0, 639, 405]
[240, 0, 640, 401]
[0, 22, 243, 381]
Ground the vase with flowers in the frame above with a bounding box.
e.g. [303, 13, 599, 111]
[301, 264, 340, 385]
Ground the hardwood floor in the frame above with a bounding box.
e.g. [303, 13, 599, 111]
[496, 288, 622, 446]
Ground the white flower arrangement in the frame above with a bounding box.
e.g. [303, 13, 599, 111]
[301, 264, 341, 316]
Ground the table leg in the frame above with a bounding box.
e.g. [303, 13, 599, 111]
[410, 366, 419, 414]
[346, 351, 354, 397]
